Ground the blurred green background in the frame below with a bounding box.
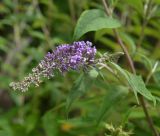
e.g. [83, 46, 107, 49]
[0, 0, 160, 136]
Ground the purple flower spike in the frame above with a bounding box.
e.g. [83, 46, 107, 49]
[10, 41, 97, 92]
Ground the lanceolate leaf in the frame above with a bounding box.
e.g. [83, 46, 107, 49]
[127, 72, 156, 105]
[123, 0, 143, 15]
[121, 105, 137, 127]
[73, 9, 121, 40]
[119, 32, 136, 54]
[96, 84, 128, 124]
[110, 62, 156, 104]
[42, 112, 58, 136]
[66, 73, 95, 113]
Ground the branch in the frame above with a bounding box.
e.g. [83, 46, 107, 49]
[102, 0, 159, 135]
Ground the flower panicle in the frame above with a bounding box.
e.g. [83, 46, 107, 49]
[9, 41, 97, 92]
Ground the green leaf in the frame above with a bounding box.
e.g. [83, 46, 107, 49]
[66, 74, 94, 113]
[119, 32, 136, 54]
[0, 119, 13, 136]
[42, 111, 58, 136]
[109, 62, 129, 81]
[155, 96, 160, 103]
[96, 37, 119, 51]
[124, 0, 143, 15]
[121, 105, 137, 127]
[0, 36, 8, 52]
[110, 62, 156, 104]
[110, 62, 139, 102]
[26, 113, 39, 133]
[28, 30, 45, 40]
[94, 29, 113, 41]
[133, 52, 153, 71]
[154, 70, 160, 84]
[97, 85, 128, 124]
[73, 9, 121, 40]
[127, 72, 156, 105]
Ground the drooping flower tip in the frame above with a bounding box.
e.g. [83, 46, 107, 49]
[9, 41, 97, 92]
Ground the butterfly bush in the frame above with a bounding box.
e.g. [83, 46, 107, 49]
[10, 41, 97, 92]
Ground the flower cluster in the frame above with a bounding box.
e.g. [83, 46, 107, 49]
[10, 41, 96, 92]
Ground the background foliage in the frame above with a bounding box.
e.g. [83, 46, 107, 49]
[0, 0, 160, 136]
